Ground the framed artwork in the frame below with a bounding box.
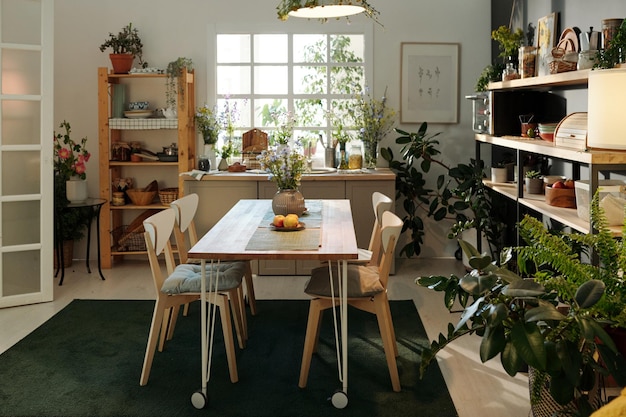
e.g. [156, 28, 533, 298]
[536, 12, 558, 76]
[400, 42, 459, 124]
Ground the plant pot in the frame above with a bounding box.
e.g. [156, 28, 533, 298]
[66, 177, 88, 204]
[491, 167, 508, 183]
[109, 53, 134, 74]
[272, 189, 305, 216]
[54, 239, 73, 269]
[525, 177, 544, 194]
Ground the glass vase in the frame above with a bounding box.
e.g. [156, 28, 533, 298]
[272, 189, 305, 216]
[363, 140, 378, 169]
[337, 143, 349, 170]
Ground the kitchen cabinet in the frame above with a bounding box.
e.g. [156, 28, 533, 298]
[184, 170, 395, 275]
[477, 70, 626, 238]
[98, 67, 196, 268]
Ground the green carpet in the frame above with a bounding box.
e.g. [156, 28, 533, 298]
[0, 299, 457, 417]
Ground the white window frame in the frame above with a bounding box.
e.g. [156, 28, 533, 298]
[207, 23, 374, 149]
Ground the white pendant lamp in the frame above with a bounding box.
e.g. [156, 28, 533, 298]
[277, 1, 380, 24]
[587, 68, 626, 149]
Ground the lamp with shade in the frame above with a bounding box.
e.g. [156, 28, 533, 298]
[277, 0, 380, 24]
[587, 68, 626, 149]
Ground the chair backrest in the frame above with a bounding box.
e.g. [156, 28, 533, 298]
[377, 211, 403, 288]
[367, 192, 394, 266]
[170, 193, 200, 264]
[143, 208, 177, 292]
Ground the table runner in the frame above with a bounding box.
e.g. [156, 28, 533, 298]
[245, 200, 322, 251]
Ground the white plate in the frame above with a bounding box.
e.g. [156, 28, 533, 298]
[124, 110, 153, 119]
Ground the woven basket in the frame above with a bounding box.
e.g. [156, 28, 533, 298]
[158, 188, 179, 205]
[126, 189, 157, 206]
[111, 224, 146, 252]
[549, 38, 577, 74]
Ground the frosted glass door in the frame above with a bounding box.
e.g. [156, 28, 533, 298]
[0, 0, 53, 308]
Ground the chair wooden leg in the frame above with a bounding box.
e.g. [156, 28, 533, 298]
[228, 288, 246, 349]
[140, 298, 166, 386]
[373, 295, 401, 392]
[166, 305, 181, 341]
[213, 294, 239, 383]
[236, 286, 248, 341]
[299, 299, 324, 388]
[158, 307, 172, 352]
[182, 303, 190, 316]
[244, 261, 257, 316]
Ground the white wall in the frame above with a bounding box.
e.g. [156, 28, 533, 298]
[53, 0, 493, 260]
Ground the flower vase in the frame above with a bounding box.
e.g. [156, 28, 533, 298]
[363, 140, 378, 169]
[66, 176, 88, 203]
[218, 158, 229, 171]
[272, 189, 305, 216]
[204, 144, 217, 170]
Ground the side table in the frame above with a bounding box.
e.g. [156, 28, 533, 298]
[55, 198, 107, 285]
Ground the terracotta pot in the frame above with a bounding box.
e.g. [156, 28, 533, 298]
[109, 53, 134, 74]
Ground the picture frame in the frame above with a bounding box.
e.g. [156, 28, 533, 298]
[400, 42, 459, 124]
[536, 12, 558, 76]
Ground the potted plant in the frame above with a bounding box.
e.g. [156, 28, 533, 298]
[416, 194, 626, 416]
[380, 123, 507, 260]
[53, 121, 94, 267]
[257, 145, 307, 215]
[276, 0, 381, 25]
[524, 170, 543, 194]
[99, 23, 145, 74]
[165, 57, 193, 112]
[596, 19, 626, 69]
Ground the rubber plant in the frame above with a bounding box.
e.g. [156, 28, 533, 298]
[380, 123, 506, 259]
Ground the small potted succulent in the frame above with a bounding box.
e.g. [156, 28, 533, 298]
[99, 23, 145, 74]
[524, 170, 544, 194]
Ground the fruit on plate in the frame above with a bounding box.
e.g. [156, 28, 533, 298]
[273, 214, 285, 227]
[283, 213, 299, 228]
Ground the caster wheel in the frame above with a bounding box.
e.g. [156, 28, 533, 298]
[330, 390, 348, 409]
[191, 390, 208, 409]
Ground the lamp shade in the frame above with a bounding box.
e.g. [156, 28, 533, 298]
[588, 68, 626, 149]
[289, 3, 365, 19]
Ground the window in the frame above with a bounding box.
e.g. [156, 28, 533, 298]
[213, 24, 373, 161]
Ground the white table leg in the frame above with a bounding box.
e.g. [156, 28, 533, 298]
[329, 259, 349, 409]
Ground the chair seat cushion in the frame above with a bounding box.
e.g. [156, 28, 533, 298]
[305, 264, 384, 298]
[161, 262, 244, 294]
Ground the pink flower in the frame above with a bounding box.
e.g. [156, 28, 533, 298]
[74, 162, 86, 175]
[58, 148, 70, 160]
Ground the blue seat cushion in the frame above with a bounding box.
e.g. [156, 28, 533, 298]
[161, 262, 244, 294]
[305, 264, 384, 298]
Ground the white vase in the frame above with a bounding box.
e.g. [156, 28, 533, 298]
[204, 144, 217, 170]
[66, 177, 88, 203]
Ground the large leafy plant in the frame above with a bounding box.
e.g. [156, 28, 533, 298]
[381, 123, 506, 258]
[416, 195, 626, 416]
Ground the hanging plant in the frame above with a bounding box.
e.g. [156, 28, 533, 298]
[165, 57, 193, 110]
[276, 0, 381, 25]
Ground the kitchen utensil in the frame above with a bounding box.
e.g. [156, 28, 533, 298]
[162, 143, 178, 156]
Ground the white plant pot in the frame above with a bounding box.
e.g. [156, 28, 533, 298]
[491, 167, 508, 184]
[66, 177, 88, 203]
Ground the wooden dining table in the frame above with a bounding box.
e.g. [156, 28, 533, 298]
[187, 199, 358, 409]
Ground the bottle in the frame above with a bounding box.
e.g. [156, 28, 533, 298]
[348, 144, 362, 169]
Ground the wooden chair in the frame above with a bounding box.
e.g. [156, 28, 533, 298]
[171, 193, 257, 317]
[355, 192, 394, 266]
[298, 211, 403, 392]
[140, 208, 244, 386]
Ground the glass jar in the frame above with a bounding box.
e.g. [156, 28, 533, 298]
[518, 46, 537, 78]
[348, 144, 363, 169]
[198, 155, 210, 171]
[502, 61, 520, 81]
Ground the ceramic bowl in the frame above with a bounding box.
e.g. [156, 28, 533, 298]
[128, 101, 149, 110]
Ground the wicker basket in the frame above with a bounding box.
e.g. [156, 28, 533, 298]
[126, 189, 158, 206]
[111, 224, 146, 252]
[159, 188, 179, 204]
[549, 38, 577, 74]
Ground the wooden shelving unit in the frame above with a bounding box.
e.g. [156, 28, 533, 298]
[477, 70, 626, 237]
[97, 67, 195, 268]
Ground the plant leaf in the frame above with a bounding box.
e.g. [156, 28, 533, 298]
[523, 303, 566, 323]
[574, 279, 605, 309]
[501, 341, 522, 376]
[480, 324, 505, 362]
[510, 321, 546, 370]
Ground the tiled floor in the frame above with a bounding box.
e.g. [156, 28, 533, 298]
[0, 257, 531, 416]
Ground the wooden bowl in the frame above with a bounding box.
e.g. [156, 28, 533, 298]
[126, 189, 157, 206]
[545, 185, 576, 208]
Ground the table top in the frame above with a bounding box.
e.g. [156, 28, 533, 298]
[188, 199, 358, 261]
[66, 198, 107, 209]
